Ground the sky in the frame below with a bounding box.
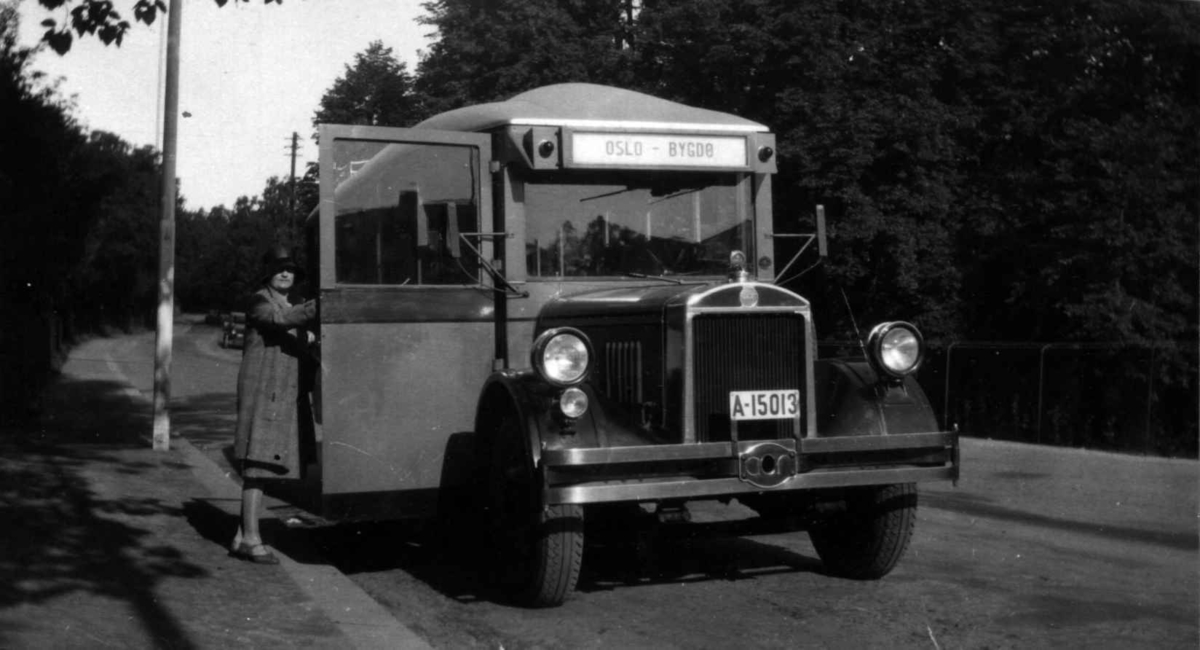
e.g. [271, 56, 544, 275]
[17, 0, 433, 211]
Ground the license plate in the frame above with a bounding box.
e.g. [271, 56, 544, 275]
[729, 390, 801, 421]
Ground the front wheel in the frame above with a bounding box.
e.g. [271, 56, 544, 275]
[486, 410, 584, 607]
[808, 483, 917, 580]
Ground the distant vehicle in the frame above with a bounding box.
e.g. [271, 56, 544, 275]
[221, 312, 246, 349]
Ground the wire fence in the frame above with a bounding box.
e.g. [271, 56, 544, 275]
[821, 341, 1198, 459]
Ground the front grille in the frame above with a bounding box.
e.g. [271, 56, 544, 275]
[692, 312, 806, 442]
[604, 341, 643, 404]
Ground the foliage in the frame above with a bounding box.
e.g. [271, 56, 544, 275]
[955, 0, 1199, 347]
[312, 41, 420, 130]
[414, 0, 638, 116]
[34, 0, 280, 54]
[68, 132, 162, 331]
[1, 1, 90, 318]
[1, 3, 168, 416]
[728, 0, 973, 342]
[175, 175, 312, 313]
[613, 0, 1196, 353]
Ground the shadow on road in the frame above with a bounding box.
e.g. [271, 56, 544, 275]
[172, 390, 237, 453]
[922, 490, 1198, 552]
[0, 374, 206, 649]
[289, 509, 825, 607]
[578, 526, 825, 594]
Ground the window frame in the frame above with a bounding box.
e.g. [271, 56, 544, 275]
[515, 169, 755, 282]
[317, 124, 493, 291]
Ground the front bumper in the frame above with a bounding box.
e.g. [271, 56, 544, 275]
[542, 431, 958, 505]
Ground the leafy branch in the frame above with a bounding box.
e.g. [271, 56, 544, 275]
[36, 0, 282, 54]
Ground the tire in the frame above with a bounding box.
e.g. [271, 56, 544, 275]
[486, 410, 584, 607]
[808, 483, 917, 580]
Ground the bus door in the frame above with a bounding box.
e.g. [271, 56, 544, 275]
[315, 125, 494, 521]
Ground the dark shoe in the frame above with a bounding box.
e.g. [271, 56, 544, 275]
[230, 542, 280, 565]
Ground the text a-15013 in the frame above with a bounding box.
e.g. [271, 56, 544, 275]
[729, 389, 801, 421]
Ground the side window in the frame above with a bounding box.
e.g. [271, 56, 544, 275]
[332, 139, 481, 285]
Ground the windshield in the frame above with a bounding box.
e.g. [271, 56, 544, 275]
[524, 172, 752, 279]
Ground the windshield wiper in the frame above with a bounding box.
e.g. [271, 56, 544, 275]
[619, 271, 684, 284]
[457, 232, 529, 298]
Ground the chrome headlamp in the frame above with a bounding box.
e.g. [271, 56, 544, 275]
[531, 327, 592, 386]
[559, 386, 589, 419]
[866, 322, 925, 380]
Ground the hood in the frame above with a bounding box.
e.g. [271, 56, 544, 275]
[537, 281, 809, 325]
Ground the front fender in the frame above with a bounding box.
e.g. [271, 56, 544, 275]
[474, 371, 607, 469]
[814, 358, 940, 437]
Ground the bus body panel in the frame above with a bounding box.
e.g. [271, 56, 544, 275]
[318, 319, 493, 518]
[315, 124, 494, 520]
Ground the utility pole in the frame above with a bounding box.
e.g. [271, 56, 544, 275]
[152, 0, 182, 451]
[289, 131, 299, 246]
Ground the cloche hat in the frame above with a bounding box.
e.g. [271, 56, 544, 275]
[260, 245, 304, 284]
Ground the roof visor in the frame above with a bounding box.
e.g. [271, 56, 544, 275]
[417, 83, 770, 133]
[416, 83, 777, 174]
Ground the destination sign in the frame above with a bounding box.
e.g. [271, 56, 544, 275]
[570, 132, 748, 169]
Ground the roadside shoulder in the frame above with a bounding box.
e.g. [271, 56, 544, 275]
[175, 435, 434, 650]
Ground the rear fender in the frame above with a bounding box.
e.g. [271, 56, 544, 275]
[814, 358, 939, 437]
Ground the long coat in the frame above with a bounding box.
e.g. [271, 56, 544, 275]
[233, 286, 317, 479]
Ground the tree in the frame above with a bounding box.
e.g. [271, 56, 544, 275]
[176, 171, 317, 313]
[69, 131, 161, 331]
[1, 1, 94, 322]
[763, 0, 976, 342]
[632, 0, 976, 341]
[34, 0, 280, 54]
[312, 40, 420, 130]
[629, 0, 778, 119]
[415, 0, 638, 116]
[176, 205, 229, 311]
[2, 3, 183, 419]
[954, 0, 1199, 348]
[1, 1, 82, 417]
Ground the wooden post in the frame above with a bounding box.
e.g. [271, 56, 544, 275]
[152, 0, 182, 451]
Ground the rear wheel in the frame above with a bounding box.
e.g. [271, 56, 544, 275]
[486, 410, 583, 607]
[808, 483, 917, 579]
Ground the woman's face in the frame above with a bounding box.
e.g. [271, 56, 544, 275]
[269, 268, 295, 292]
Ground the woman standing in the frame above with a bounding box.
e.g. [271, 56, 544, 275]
[230, 245, 317, 564]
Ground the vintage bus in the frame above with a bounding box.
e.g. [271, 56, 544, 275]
[302, 83, 959, 607]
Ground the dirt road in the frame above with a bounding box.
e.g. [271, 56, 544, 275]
[101, 321, 1199, 649]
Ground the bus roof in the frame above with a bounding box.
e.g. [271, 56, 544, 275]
[415, 83, 769, 134]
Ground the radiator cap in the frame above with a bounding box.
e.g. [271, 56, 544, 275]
[728, 250, 751, 283]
